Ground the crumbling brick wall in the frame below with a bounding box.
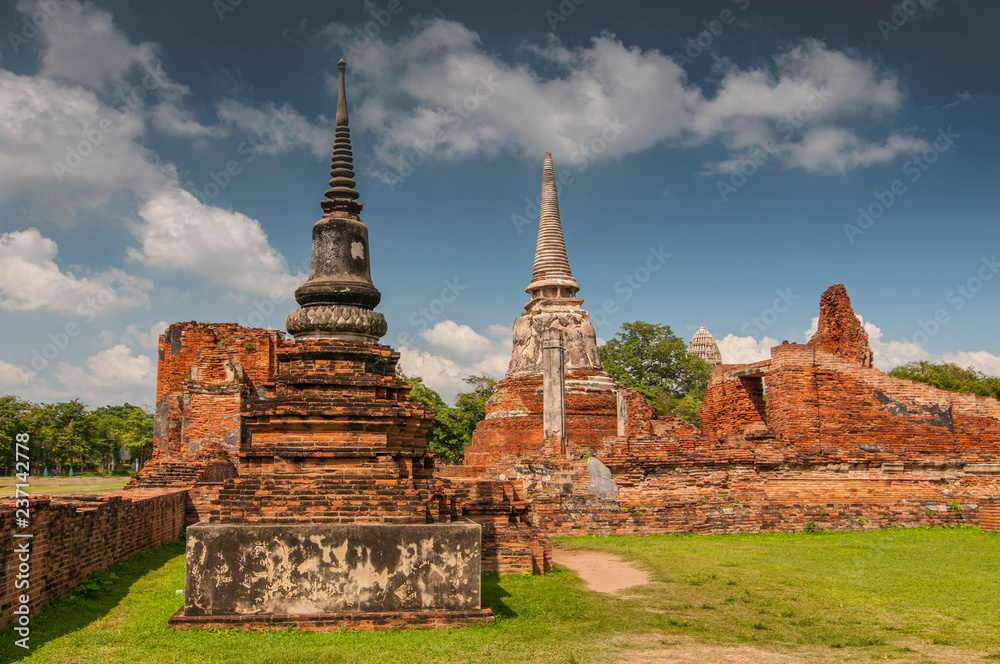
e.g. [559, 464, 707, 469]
[0, 490, 185, 630]
[154, 322, 279, 465]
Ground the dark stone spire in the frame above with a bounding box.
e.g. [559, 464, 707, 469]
[286, 59, 386, 342]
[322, 59, 362, 215]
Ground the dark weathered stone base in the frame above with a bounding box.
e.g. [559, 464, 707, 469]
[168, 607, 495, 631]
[179, 521, 486, 620]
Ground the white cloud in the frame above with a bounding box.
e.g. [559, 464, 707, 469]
[127, 187, 305, 296]
[328, 19, 696, 176]
[120, 321, 169, 350]
[863, 320, 930, 370]
[397, 319, 511, 402]
[56, 344, 155, 405]
[0, 360, 37, 390]
[783, 127, 928, 174]
[0, 69, 170, 220]
[324, 21, 918, 179]
[938, 351, 1000, 378]
[0, 228, 151, 315]
[716, 333, 779, 364]
[216, 100, 332, 159]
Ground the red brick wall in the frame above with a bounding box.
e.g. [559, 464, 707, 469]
[764, 344, 1000, 459]
[981, 498, 1000, 532]
[154, 323, 279, 464]
[466, 371, 617, 468]
[0, 489, 186, 630]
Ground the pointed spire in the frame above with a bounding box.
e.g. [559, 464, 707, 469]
[322, 59, 363, 215]
[525, 153, 579, 304]
[287, 59, 385, 342]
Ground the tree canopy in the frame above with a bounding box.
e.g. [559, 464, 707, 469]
[0, 397, 153, 476]
[598, 321, 713, 425]
[399, 372, 496, 463]
[889, 361, 1000, 399]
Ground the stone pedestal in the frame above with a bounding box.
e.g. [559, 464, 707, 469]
[169, 521, 489, 628]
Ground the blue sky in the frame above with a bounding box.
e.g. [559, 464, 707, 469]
[0, 0, 997, 405]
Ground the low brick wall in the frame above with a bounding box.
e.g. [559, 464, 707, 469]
[0, 489, 186, 630]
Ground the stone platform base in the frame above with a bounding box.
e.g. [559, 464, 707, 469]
[168, 607, 495, 631]
[178, 521, 486, 621]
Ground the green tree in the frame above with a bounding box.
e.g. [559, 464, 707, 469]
[400, 372, 464, 461]
[0, 396, 35, 475]
[452, 374, 496, 446]
[599, 321, 713, 425]
[399, 372, 497, 463]
[889, 361, 1000, 399]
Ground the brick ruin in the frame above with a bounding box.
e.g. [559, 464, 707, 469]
[160, 61, 549, 631]
[6, 65, 1000, 634]
[466, 282, 1000, 536]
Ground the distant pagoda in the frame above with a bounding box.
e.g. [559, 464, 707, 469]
[689, 326, 723, 365]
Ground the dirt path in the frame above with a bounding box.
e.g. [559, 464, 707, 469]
[551, 548, 651, 593]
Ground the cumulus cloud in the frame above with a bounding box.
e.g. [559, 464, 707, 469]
[863, 320, 930, 369]
[55, 344, 155, 405]
[120, 321, 169, 350]
[0, 228, 151, 315]
[0, 69, 171, 220]
[320, 20, 920, 180]
[397, 319, 511, 402]
[127, 187, 305, 296]
[783, 128, 929, 174]
[715, 333, 780, 364]
[939, 350, 1000, 378]
[216, 100, 332, 159]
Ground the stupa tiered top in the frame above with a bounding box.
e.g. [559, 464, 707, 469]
[286, 59, 386, 342]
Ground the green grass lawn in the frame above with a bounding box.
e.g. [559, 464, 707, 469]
[3, 526, 999, 664]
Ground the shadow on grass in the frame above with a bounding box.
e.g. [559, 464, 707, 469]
[481, 574, 516, 620]
[0, 535, 185, 662]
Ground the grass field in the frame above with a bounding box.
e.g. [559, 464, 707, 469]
[2, 476, 131, 496]
[2, 526, 999, 663]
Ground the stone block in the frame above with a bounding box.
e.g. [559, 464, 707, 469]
[181, 521, 482, 617]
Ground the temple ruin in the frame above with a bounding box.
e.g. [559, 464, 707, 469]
[4, 60, 999, 636]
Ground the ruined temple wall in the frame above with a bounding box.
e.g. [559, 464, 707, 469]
[465, 372, 618, 471]
[530, 461, 993, 537]
[700, 361, 770, 442]
[0, 490, 185, 630]
[765, 344, 1000, 458]
[154, 323, 279, 463]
